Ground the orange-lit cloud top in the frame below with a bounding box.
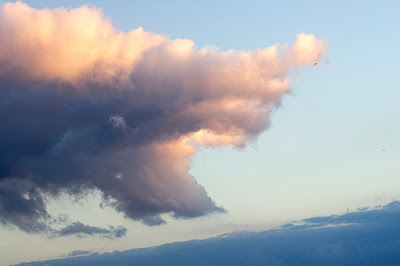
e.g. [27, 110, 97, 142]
[0, 1, 326, 85]
[0, 1, 327, 231]
[0, 2, 165, 82]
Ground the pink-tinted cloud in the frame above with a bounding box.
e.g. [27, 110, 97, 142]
[0, 2, 327, 231]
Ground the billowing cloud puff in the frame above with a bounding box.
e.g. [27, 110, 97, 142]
[291, 33, 326, 65]
[0, 2, 327, 232]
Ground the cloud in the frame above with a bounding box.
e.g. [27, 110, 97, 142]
[66, 250, 92, 258]
[299, 201, 400, 228]
[55, 222, 127, 239]
[18, 201, 400, 266]
[108, 115, 127, 130]
[0, 1, 327, 232]
[0, 179, 50, 233]
[291, 33, 326, 65]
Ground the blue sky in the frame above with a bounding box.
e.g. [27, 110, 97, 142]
[0, 1, 399, 265]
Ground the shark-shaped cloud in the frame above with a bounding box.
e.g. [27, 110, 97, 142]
[0, 2, 327, 232]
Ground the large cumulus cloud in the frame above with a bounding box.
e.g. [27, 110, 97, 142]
[0, 2, 327, 232]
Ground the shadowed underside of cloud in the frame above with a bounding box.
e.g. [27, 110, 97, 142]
[18, 201, 400, 266]
[0, 1, 327, 232]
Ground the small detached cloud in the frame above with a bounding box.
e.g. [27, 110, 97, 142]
[66, 250, 92, 258]
[55, 222, 127, 239]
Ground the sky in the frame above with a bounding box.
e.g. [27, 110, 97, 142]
[0, 1, 399, 265]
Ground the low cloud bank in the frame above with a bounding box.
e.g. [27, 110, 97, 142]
[18, 201, 400, 266]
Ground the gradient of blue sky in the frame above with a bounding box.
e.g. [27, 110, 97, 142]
[0, 1, 399, 265]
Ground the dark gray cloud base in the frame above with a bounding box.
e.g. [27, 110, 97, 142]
[0, 2, 326, 232]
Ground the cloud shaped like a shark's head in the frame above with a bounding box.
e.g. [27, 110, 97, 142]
[0, 1, 327, 232]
